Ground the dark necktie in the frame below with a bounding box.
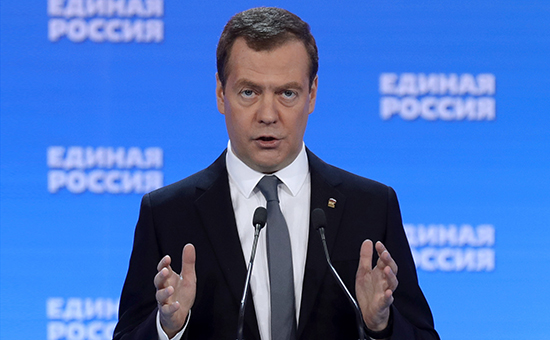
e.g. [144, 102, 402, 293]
[256, 175, 297, 340]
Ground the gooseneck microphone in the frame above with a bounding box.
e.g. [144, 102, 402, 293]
[311, 208, 366, 340]
[236, 207, 267, 340]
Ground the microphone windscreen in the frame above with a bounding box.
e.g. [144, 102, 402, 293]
[311, 208, 327, 230]
[253, 207, 267, 228]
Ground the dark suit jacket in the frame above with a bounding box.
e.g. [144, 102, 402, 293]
[113, 149, 439, 340]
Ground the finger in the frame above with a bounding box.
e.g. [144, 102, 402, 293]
[383, 266, 399, 292]
[154, 267, 172, 289]
[180, 243, 196, 280]
[159, 300, 181, 316]
[157, 255, 172, 272]
[357, 239, 373, 277]
[376, 249, 397, 275]
[376, 241, 398, 275]
[156, 286, 175, 305]
[383, 289, 395, 307]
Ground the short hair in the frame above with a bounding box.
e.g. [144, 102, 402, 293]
[216, 7, 319, 89]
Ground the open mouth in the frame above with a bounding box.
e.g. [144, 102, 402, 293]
[255, 136, 280, 148]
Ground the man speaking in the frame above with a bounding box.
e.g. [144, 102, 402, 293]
[113, 7, 439, 340]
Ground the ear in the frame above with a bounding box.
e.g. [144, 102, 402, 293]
[308, 75, 318, 114]
[215, 73, 225, 114]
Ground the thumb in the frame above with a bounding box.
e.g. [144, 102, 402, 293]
[181, 243, 196, 278]
[357, 239, 373, 277]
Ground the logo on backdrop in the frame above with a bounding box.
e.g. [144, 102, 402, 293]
[379, 73, 496, 121]
[47, 0, 164, 43]
[404, 223, 495, 272]
[47, 297, 118, 340]
[47, 146, 164, 194]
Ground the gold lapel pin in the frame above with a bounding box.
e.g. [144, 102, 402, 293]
[328, 198, 337, 208]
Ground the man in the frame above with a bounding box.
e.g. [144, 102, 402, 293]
[113, 7, 439, 340]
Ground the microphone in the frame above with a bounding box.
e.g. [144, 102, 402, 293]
[236, 207, 267, 340]
[311, 208, 366, 340]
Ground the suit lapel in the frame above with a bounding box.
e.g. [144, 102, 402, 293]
[194, 152, 260, 339]
[297, 150, 347, 338]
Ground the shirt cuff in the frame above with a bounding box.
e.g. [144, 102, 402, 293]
[156, 309, 190, 340]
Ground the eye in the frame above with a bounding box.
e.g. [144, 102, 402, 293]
[281, 90, 297, 99]
[240, 89, 255, 98]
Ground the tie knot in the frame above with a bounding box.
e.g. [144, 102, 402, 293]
[257, 175, 281, 202]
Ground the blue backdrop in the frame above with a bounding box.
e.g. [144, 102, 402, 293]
[1, 1, 549, 339]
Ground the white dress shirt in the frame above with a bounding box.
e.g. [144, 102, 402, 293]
[227, 142, 311, 340]
[158, 142, 311, 340]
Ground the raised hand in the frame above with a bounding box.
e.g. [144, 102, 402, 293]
[355, 240, 398, 332]
[154, 243, 197, 338]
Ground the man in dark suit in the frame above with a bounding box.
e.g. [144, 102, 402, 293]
[113, 7, 439, 340]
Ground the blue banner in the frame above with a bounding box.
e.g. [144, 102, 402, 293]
[1, 1, 549, 339]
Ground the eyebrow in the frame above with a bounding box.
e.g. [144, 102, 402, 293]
[235, 79, 305, 92]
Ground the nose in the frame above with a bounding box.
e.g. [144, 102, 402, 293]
[257, 94, 278, 125]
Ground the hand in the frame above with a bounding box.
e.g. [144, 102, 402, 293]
[154, 243, 197, 338]
[355, 240, 398, 331]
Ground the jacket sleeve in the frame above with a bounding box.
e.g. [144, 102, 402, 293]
[113, 193, 165, 340]
[383, 187, 440, 340]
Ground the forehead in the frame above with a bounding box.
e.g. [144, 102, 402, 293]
[225, 38, 310, 84]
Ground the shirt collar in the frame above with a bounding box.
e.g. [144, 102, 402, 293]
[226, 141, 309, 198]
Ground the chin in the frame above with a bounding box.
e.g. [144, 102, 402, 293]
[256, 164, 280, 174]
[253, 159, 284, 174]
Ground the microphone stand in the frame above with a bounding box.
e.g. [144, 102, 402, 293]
[236, 207, 266, 340]
[313, 208, 366, 340]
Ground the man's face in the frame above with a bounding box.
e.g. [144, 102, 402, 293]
[216, 38, 318, 174]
